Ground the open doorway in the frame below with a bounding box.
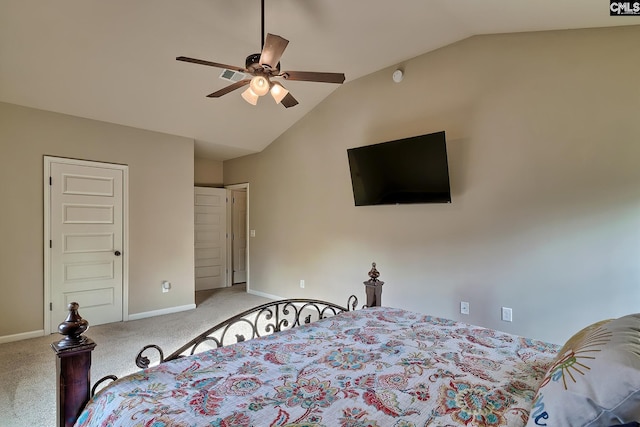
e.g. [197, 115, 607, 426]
[225, 183, 249, 291]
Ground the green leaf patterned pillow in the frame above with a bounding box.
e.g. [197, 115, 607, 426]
[526, 314, 640, 427]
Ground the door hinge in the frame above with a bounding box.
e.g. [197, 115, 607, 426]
[50, 240, 52, 248]
[50, 302, 52, 311]
[49, 176, 52, 185]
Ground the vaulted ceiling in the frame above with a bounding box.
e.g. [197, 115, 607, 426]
[0, 0, 629, 160]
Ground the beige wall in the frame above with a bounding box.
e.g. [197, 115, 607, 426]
[225, 26, 640, 344]
[0, 102, 195, 338]
[194, 157, 223, 186]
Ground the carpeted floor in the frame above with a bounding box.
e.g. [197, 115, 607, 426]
[0, 284, 272, 427]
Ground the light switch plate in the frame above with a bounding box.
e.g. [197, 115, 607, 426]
[460, 301, 470, 315]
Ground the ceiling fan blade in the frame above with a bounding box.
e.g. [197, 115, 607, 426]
[280, 71, 345, 84]
[177, 56, 246, 73]
[206, 79, 251, 98]
[259, 33, 289, 70]
[280, 92, 299, 108]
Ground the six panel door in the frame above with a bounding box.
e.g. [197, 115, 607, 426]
[49, 161, 124, 331]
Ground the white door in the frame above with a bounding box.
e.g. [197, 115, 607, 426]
[47, 159, 125, 332]
[232, 190, 247, 284]
[194, 187, 227, 290]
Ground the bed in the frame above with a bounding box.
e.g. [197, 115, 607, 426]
[52, 271, 640, 427]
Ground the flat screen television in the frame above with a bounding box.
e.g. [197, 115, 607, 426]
[347, 131, 451, 206]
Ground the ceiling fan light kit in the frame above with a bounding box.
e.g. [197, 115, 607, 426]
[241, 87, 260, 105]
[176, 1, 345, 108]
[249, 75, 270, 96]
[240, 76, 289, 106]
[270, 82, 289, 104]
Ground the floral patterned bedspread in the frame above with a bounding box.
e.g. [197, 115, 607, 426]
[76, 307, 559, 427]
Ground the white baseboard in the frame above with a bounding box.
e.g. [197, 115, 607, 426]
[129, 303, 196, 321]
[0, 329, 45, 344]
[247, 289, 283, 300]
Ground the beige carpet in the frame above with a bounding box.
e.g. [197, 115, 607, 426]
[0, 284, 272, 427]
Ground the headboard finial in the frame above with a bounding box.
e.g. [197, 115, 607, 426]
[51, 302, 96, 427]
[364, 262, 384, 307]
[368, 262, 380, 281]
[55, 302, 89, 349]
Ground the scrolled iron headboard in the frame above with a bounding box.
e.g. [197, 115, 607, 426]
[135, 295, 358, 369]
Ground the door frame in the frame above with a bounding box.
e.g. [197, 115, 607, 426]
[43, 156, 130, 334]
[224, 183, 250, 291]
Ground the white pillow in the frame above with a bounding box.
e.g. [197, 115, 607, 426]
[526, 314, 640, 427]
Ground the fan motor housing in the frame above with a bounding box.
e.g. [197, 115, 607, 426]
[245, 53, 261, 70]
[245, 53, 280, 74]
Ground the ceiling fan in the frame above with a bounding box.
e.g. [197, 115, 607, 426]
[176, 0, 346, 108]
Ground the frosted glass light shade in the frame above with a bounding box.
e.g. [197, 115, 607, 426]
[270, 82, 289, 104]
[241, 87, 259, 105]
[249, 76, 270, 96]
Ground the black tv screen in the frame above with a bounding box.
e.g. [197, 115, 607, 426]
[347, 131, 451, 206]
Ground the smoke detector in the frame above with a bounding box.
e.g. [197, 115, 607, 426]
[392, 69, 404, 83]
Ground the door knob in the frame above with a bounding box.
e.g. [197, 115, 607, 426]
[114, 251, 121, 256]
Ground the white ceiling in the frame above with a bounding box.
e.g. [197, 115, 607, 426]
[0, 0, 630, 160]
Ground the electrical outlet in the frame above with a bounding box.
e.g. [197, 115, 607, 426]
[299, 279, 305, 289]
[460, 301, 470, 315]
[162, 280, 171, 293]
[501, 307, 513, 322]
